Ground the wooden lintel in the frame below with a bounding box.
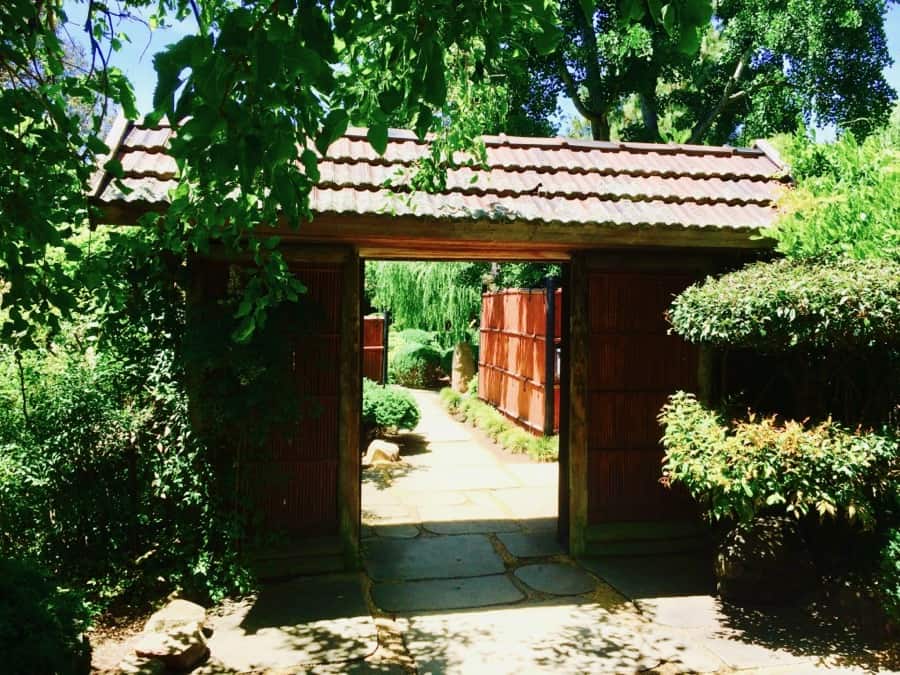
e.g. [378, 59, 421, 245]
[92, 201, 772, 253]
[202, 243, 352, 265]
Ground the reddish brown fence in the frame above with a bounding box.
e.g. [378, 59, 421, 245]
[479, 286, 562, 435]
[363, 315, 386, 383]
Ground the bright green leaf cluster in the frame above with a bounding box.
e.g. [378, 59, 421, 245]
[659, 391, 899, 526]
[668, 257, 900, 352]
[362, 378, 421, 436]
[765, 109, 900, 263]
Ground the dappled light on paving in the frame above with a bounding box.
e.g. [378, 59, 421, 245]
[190, 389, 897, 673]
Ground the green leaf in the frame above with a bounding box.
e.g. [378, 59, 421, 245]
[678, 26, 701, 54]
[619, 0, 645, 22]
[661, 4, 676, 34]
[367, 123, 389, 156]
[316, 109, 349, 155]
[579, 0, 596, 21]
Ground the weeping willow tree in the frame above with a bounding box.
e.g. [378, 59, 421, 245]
[366, 262, 488, 346]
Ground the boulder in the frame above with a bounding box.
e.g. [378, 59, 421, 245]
[134, 599, 210, 671]
[144, 599, 207, 634]
[135, 621, 209, 671]
[116, 654, 166, 674]
[715, 515, 817, 605]
[451, 342, 476, 393]
[363, 439, 401, 466]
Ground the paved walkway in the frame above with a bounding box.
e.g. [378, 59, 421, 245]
[195, 389, 897, 674]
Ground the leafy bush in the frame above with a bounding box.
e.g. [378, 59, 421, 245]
[0, 346, 253, 608]
[393, 329, 439, 347]
[765, 110, 900, 263]
[439, 387, 558, 462]
[467, 373, 478, 396]
[439, 387, 463, 413]
[390, 342, 444, 388]
[879, 528, 900, 622]
[0, 557, 91, 675]
[362, 378, 421, 438]
[659, 392, 898, 526]
[668, 257, 900, 351]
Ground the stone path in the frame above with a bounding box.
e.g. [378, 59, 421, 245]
[189, 389, 898, 674]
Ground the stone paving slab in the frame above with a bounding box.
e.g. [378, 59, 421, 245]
[580, 553, 714, 599]
[372, 574, 525, 613]
[388, 465, 518, 492]
[497, 531, 563, 558]
[362, 503, 419, 525]
[404, 602, 663, 674]
[205, 575, 377, 671]
[421, 518, 521, 535]
[502, 462, 559, 488]
[402, 441, 496, 467]
[371, 523, 420, 539]
[489, 487, 558, 520]
[514, 563, 596, 596]
[417, 500, 508, 524]
[364, 534, 505, 581]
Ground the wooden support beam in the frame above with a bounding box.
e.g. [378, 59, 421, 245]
[337, 250, 362, 568]
[543, 276, 557, 437]
[567, 254, 589, 556]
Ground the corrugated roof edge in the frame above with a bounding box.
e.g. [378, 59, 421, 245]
[90, 114, 132, 198]
[341, 126, 769, 158]
[752, 138, 791, 175]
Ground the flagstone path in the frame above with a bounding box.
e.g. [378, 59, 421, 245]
[189, 389, 897, 674]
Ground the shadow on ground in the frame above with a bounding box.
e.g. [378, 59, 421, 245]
[583, 553, 899, 673]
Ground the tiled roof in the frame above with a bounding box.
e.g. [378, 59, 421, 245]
[92, 120, 788, 232]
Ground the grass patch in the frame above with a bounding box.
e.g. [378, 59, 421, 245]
[438, 387, 558, 462]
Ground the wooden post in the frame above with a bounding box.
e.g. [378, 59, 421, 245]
[567, 254, 589, 556]
[338, 251, 362, 568]
[543, 276, 557, 437]
[381, 310, 390, 385]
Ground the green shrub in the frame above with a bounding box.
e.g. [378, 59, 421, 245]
[0, 557, 91, 675]
[879, 528, 900, 623]
[438, 387, 558, 462]
[668, 257, 900, 351]
[439, 387, 463, 413]
[393, 329, 439, 347]
[765, 111, 900, 264]
[390, 342, 444, 388]
[659, 392, 898, 526]
[467, 373, 478, 396]
[362, 378, 421, 438]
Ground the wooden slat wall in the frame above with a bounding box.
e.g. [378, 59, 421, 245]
[478, 289, 561, 435]
[242, 264, 343, 536]
[362, 316, 385, 383]
[585, 270, 698, 523]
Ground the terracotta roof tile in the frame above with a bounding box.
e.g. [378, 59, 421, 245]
[92, 120, 788, 231]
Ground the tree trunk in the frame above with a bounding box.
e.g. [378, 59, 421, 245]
[590, 114, 610, 141]
[639, 90, 661, 142]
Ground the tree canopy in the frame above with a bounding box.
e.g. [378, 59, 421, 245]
[0, 0, 559, 347]
[522, 0, 898, 142]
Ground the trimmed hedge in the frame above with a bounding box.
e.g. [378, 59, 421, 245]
[439, 387, 558, 462]
[390, 342, 443, 388]
[668, 257, 900, 351]
[362, 378, 420, 438]
[658, 391, 898, 526]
